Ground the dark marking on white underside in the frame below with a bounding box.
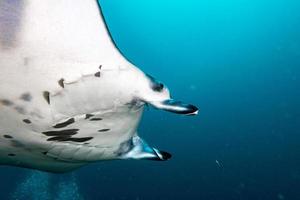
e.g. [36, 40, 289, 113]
[58, 78, 64, 88]
[0, 99, 13, 106]
[43, 91, 50, 104]
[43, 129, 93, 143]
[22, 119, 31, 124]
[14, 106, 26, 114]
[53, 118, 75, 128]
[98, 129, 110, 132]
[90, 118, 102, 121]
[47, 136, 93, 143]
[85, 114, 94, 119]
[20, 92, 32, 101]
[42, 129, 79, 136]
[94, 71, 100, 77]
[3, 134, 13, 139]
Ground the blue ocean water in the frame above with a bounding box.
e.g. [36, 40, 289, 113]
[1, 0, 300, 199]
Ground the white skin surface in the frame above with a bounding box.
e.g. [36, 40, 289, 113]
[0, 0, 196, 172]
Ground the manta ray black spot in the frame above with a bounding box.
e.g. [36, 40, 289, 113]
[3, 135, 13, 139]
[47, 135, 70, 141]
[20, 93, 32, 102]
[99, 65, 102, 70]
[90, 118, 102, 121]
[66, 137, 93, 142]
[15, 106, 26, 114]
[98, 129, 110, 132]
[42, 129, 79, 136]
[47, 136, 93, 143]
[85, 114, 94, 119]
[0, 99, 13, 106]
[94, 71, 101, 77]
[53, 118, 75, 128]
[58, 78, 64, 88]
[43, 91, 50, 104]
[8, 153, 16, 157]
[23, 119, 31, 124]
[42, 151, 47, 155]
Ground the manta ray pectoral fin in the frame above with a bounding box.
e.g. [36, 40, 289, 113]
[150, 99, 198, 115]
[118, 136, 171, 161]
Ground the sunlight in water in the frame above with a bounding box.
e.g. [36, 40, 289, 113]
[55, 174, 83, 200]
[11, 172, 51, 200]
[10, 172, 83, 200]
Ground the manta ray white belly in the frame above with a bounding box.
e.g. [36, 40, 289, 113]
[0, 68, 144, 172]
[0, 0, 198, 173]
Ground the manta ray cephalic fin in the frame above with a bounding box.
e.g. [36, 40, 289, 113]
[119, 136, 171, 161]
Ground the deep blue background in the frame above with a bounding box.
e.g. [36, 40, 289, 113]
[1, 0, 300, 199]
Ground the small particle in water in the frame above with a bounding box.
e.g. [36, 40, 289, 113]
[216, 160, 222, 168]
[189, 84, 197, 91]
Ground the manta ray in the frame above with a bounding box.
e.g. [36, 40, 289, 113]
[0, 0, 198, 173]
